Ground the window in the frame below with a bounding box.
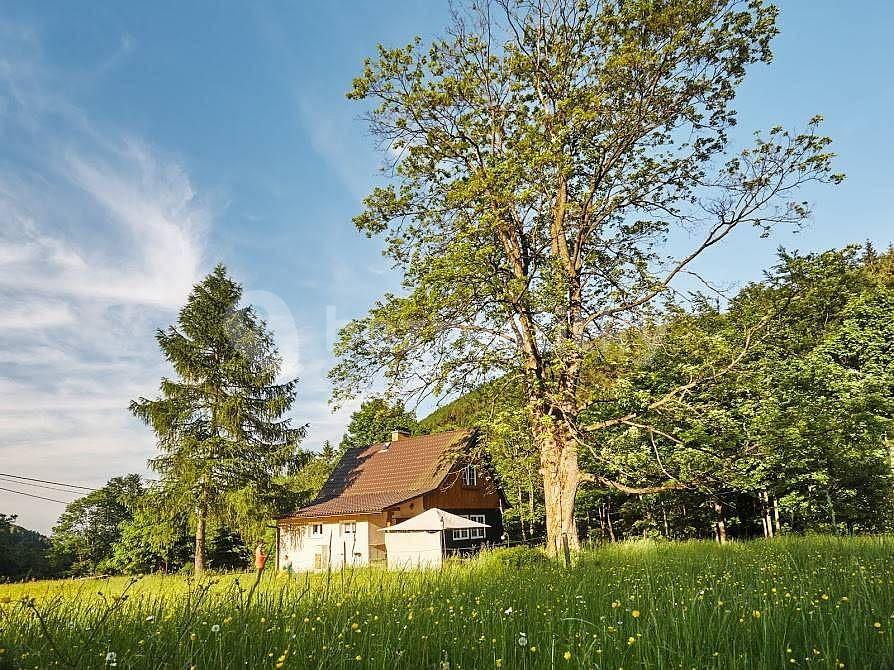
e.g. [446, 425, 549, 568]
[452, 514, 487, 541]
[342, 521, 357, 535]
[469, 514, 486, 540]
[311, 523, 323, 537]
[462, 464, 478, 487]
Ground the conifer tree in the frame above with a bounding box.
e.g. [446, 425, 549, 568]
[131, 265, 305, 573]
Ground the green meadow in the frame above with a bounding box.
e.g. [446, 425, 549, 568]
[1, 537, 893, 670]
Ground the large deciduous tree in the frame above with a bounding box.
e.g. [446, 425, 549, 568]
[131, 265, 306, 573]
[51, 475, 144, 576]
[331, 0, 842, 552]
[339, 397, 418, 451]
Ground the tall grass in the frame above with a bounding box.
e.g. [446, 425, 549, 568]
[1, 536, 893, 669]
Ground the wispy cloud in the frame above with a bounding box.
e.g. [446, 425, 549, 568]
[0, 19, 209, 533]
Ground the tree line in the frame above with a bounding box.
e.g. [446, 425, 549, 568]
[4, 242, 891, 579]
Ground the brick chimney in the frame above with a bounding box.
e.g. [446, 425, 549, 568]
[391, 428, 411, 442]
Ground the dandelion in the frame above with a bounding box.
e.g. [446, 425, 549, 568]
[874, 622, 882, 629]
[211, 624, 220, 633]
[752, 610, 761, 619]
[563, 651, 572, 661]
[631, 610, 640, 618]
[190, 632, 197, 640]
[628, 636, 636, 645]
[517, 633, 528, 646]
[355, 655, 362, 661]
[495, 659, 502, 668]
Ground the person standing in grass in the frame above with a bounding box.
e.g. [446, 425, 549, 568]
[255, 542, 267, 573]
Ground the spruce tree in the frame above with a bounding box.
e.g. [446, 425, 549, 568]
[131, 265, 305, 573]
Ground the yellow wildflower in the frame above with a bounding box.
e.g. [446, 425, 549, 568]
[563, 651, 572, 661]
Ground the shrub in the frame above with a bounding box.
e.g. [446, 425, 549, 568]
[477, 546, 550, 571]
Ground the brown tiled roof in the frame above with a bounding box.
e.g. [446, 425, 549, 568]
[286, 429, 473, 519]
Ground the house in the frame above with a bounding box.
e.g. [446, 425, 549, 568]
[275, 428, 506, 570]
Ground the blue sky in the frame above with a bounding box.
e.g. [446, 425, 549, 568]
[0, 1, 891, 533]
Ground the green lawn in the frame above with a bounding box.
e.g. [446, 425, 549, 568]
[1, 536, 893, 669]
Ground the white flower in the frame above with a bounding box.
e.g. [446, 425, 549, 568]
[503, 607, 513, 615]
[105, 651, 117, 665]
[517, 633, 528, 646]
[145, 615, 155, 622]
[211, 624, 220, 633]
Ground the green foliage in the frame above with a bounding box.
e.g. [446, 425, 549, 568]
[0, 514, 55, 581]
[50, 475, 144, 576]
[476, 545, 550, 571]
[419, 244, 894, 539]
[106, 490, 194, 574]
[130, 265, 307, 569]
[339, 398, 417, 451]
[4, 537, 894, 668]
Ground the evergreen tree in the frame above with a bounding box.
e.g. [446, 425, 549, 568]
[131, 265, 306, 573]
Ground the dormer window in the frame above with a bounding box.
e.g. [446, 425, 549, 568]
[462, 464, 478, 487]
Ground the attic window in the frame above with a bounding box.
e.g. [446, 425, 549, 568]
[462, 464, 478, 487]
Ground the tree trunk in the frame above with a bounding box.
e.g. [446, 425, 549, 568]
[529, 480, 535, 539]
[760, 491, 774, 538]
[772, 496, 781, 536]
[713, 501, 727, 544]
[606, 502, 617, 542]
[194, 507, 207, 574]
[538, 419, 580, 555]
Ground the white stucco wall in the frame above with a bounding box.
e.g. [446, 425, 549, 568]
[279, 520, 371, 571]
[384, 531, 443, 569]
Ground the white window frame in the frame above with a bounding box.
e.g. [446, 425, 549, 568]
[341, 521, 357, 536]
[452, 514, 486, 541]
[462, 464, 478, 487]
[468, 514, 486, 539]
[311, 523, 323, 537]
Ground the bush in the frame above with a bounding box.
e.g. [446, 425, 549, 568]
[477, 546, 550, 570]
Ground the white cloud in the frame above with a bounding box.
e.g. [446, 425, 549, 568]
[0, 22, 210, 533]
[0, 301, 75, 330]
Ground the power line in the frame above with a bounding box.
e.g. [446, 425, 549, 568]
[0, 472, 96, 492]
[0, 476, 89, 495]
[0, 486, 74, 505]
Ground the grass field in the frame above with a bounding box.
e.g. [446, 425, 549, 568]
[1, 537, 893, 669]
